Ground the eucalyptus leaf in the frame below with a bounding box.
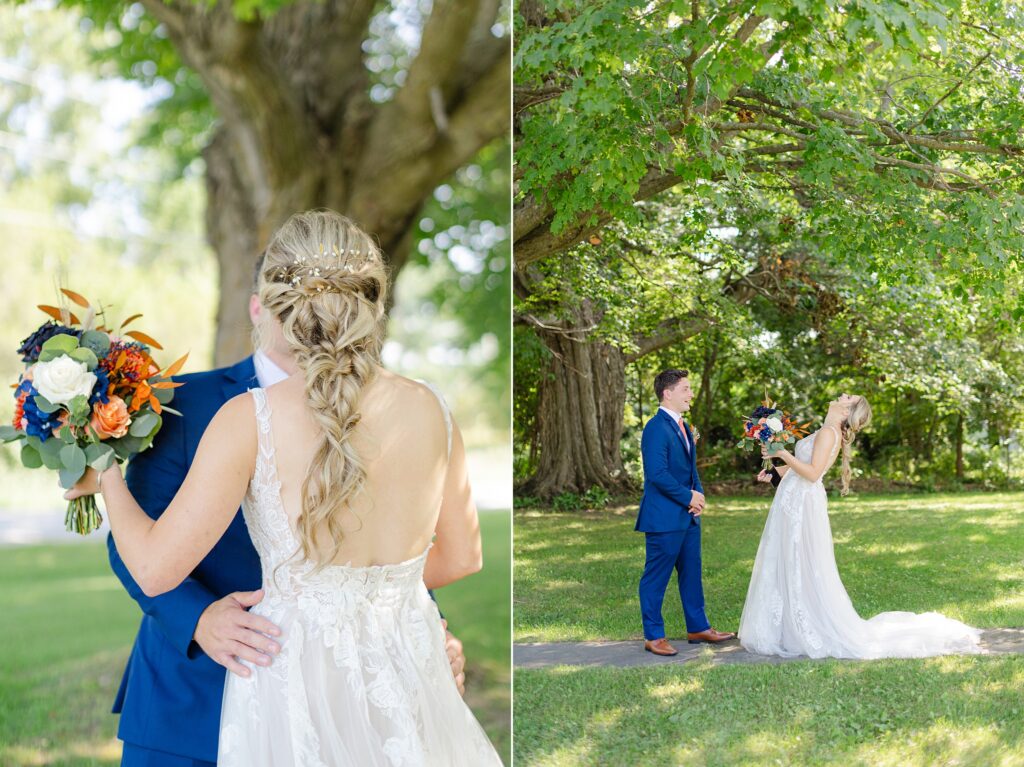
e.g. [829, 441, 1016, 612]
[112, 435, 146, 460]
[152, 385, 176, 405]
[129, 412, 159, 438]
[85, 443, 116, 471]
[33, 395, 60, 414]
[38, 437, 65, 470]
[59, 465, 87, 489]
[59, 443, 87, 474]
[20, 443, 43, 469]
[0, 425, 20, 442]
[80, 330, 111, 357]
[40, 333, 78, 356]
[68, 395, 91, 420]
[69, 347, 99, 370]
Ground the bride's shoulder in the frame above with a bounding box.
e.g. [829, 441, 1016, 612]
[370, 370, 450, 417]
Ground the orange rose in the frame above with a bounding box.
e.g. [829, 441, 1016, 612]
[91, 396, 131, 440]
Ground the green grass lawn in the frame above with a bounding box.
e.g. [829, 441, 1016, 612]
[514, 491, 1024, 766]
[515, 492, 1024, 642]
[515, 655, 1024, 766]
[0, 510, 510, 767]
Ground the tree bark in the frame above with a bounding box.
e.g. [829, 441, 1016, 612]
[955, 412, 965, 480]
[519, 303, 632, 497]
[141, 0, 509, 365]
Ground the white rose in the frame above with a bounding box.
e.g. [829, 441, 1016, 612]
[32, 356, 97, 405]
[765, 417, 784, 433]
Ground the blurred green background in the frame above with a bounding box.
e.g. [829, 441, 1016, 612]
[0, 1, 511, 764]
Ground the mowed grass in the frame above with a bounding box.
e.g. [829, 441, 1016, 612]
[514, 655, 1024, 766]
[513, 492, 1024, 767]
[514, 492, 1024, 642]
[0, 510, 511, 767]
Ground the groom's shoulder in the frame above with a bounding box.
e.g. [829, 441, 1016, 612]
[171, 357, 253, 405]
[643, 411, 665, 430]
[641, 411, 666, 439]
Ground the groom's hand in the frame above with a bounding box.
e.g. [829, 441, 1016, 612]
[194, 590, 282, 678]
[690, 490, 706, 511]
[441, 619, 467, 696]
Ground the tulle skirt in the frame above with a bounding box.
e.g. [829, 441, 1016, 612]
[218, 584, 503, 766]
[739, 474, 982, 660]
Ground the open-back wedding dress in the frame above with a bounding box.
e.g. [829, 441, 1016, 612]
[739, 426, 983, 660]
[217, 388, 503, 766]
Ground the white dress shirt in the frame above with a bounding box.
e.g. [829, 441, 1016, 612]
[253, 349, 290, 388]
[659, 405, 690, 453]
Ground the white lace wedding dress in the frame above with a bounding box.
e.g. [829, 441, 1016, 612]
[739, 426, 983, 659]
[218, 388, 503, 766]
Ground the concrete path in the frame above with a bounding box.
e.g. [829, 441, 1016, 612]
[514, 628, 1024, 669]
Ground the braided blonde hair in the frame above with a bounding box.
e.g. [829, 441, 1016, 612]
[254, 209, 389, 568]
[839, 396, 872, 496]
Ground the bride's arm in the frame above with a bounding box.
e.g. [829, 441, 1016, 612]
[424, 420, 483, 590]
[773, 429, 838, 483]
[66, 394, 256, 598]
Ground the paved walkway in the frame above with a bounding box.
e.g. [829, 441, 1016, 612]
[514, 628, 1024, 669]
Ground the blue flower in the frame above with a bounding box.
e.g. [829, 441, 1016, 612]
[17, 321, 81, 363]
[751, 406, 776, 419]
[759, 426, 772, 442]
[19, 382, 61, 442]
[90, 368, 110, 406]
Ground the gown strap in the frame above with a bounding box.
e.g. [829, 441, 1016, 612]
[416, 380, 453, 459]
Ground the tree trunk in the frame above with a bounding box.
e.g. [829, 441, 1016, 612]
[955, 412, 965, 480]
[520, 306, 632, 497]
[698, 331, 719, 439]
[137, 0, 510, 366]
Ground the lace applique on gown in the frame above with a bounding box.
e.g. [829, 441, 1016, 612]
[217, 387, 503, 766]
[738, 427, 982, 660]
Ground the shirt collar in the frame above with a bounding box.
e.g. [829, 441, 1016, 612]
[659, 405, 682, 423]
[253, 349, 290, 388]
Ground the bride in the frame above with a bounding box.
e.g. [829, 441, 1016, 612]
[738, 393, 982, 659]
[67, 210, 503, 765]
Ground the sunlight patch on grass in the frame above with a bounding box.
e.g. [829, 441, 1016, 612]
[648, 676, 704, 700]
[854, 723, 1007, 767]
[2, 737, 121, 767]
[976, 593, 1024, 613]
[852, 541, 926, 555]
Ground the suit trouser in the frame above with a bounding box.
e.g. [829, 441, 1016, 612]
[122, 742, 216, 767]
[639, 521, 710, 639]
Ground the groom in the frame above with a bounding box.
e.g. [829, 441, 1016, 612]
[107, 277, 467, 766]
[636, 369, 736, 656]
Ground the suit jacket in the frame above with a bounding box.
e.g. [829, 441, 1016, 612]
[107, 356, 261, 761]
[635, 409, 704, 533]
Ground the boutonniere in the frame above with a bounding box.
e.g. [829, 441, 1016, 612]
[690, 423, 701, 444]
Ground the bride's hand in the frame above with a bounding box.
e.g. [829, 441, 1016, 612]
[63, 466, 102, 499]
[63, 465, 119, 500]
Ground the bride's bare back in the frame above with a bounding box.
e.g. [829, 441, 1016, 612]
[264, 368, 476, 573]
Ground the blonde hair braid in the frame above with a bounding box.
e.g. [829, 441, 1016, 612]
[839, 396, 872, 496]
[254, 210, 389, 568]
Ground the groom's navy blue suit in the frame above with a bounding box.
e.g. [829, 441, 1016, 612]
[635, 408, 711, 640]
[108, 356, 261, 766]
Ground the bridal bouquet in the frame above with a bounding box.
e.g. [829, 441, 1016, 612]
[0, 291, 187, 534]
[737, 394, 810, 470]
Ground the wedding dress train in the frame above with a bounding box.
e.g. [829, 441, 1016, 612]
[218, 388, 503, 766]
[739, 427, 982, 660]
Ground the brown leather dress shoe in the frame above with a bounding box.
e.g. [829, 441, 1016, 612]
[687, 628, 737, 644]
[644, 638, 678, 656]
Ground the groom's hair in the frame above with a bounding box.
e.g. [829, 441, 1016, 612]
[654, 369, 689, 401]
[253, 253, 266, 292]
